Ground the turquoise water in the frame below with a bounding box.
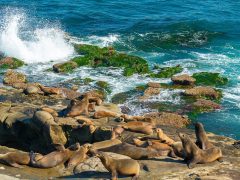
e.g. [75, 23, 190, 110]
[0, 1, 239, 139]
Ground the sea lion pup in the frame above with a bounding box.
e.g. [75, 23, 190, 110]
[99, 143, 166, 160]
[156, 128, 175, 145]
[93, 110, 121, 119]
[96, 151, 140, 180]
[122, 121, 154, 135]
[195, 122, 214, 150]
[29, 143, 79, 168]
[91, 139, 122, 150]
[178, 133, 223, 169]
[111, 126, 125, 140]
[66, 143, 91, 171]
[0, 151, 43, 168]
[66, 94, 90, 117]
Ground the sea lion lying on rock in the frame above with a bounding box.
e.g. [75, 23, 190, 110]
[96, 151, 140, 180]
[179, 133, 223, 169]
[99, 143, 167, 160]
[41, 107, 59, 117]
[93, 110, 121, 119]
[67, 143, 91, 171]
[121, 121, 154, 135]
[156, 128, 175, 145]
[111, 126, 125, 140]
[195, 122, 214, 150]
[91, 139, 122, 150]
[0, 151, 43, 168]
[29, 143, 79, 168]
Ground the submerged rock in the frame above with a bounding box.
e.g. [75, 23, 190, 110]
[171, 74, 196, 86]
[3, 70, 27, 85]
[0, 57, 24, 69]
[150, 65, 183, 78]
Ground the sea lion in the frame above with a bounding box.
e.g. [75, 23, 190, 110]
[133, 138, 176, 157]
[0, 151, 43, 168]
[195, 122, 214, 150]
[89, 97, 103, 106]
[93, 110, 120, 119]
[75, 116, 94, 125]
[67, 143, 91, 171]
[66, 94, 90, 117]
[38, 85, 61, 95]
[111, 126, 125, 140]
[92, 139, 122, 150]
[99, 143, 166, 160]
[171, 142, 185, 158]
[122, 121, 154, 135]
[120, 114, 145, 122]
[156, 128, 175, 145]
[88, 102, 96, 112]
[41, 107, 58, 117]
[96, 152, 140, 180]
[29, 143, 79, 168]
[178, 133, 223, 169]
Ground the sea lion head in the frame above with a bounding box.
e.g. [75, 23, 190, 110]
[178, 132, 191, 144]
[156, 128, 163, 135]
[194, 122, 204, 132]
[82, 143, 92, 152]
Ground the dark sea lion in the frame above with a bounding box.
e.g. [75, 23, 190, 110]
[0, 151, 43, 168]
[67, 143, 91, 171]
[96, 152, 140, 180]
[66, 94, 90, 117]
[122, 121, 154, 135]
[156, 128, 175, 145]
[195, 122, 214, 150]
[29, 143, 79, 168]
[99, 143, 167, 160]
[178, 133, 223, 169]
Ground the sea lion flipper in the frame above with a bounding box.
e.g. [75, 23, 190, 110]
[217, 157, 224, 163]
[9, 162, 24, 168]
[111, 170, 118, 180]
[53, 144, 65, 151]
[187, 158, 198, 169]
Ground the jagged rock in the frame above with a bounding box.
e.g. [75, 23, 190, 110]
[183, 86, 221, 99]
[3, 70, 27, 85]
[144, 112, 190, 128]
[171, 74, 196, 85]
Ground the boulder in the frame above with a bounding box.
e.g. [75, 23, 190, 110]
[3, 70, 27, 85]
[171, 74, 196, 85]
[144, 112, 190, 128]
[53, 61, 78, 73]
[147, 82, 161, 88]
[0, 57, 24, 69]
[191, 99, 221, 112]
[183, 86, 221, 99]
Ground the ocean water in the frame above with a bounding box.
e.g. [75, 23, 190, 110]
[0, 1, 239, 139]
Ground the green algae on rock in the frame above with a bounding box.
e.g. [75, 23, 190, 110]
[72, 44, 149, 76]
[150, 65, 183, 78]
[192, 72, 228, 86]
[53, 61, 78, 73]
[0, 57, 24, 69]
[96, 81, 111, 94]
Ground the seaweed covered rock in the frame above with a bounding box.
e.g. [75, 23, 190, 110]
[192, 72, 228, 86]
[0, 57, 24, 69]
[96, 81, 111, 94]
[72, 44, 149, 76]
[190, 99, 221, 113]
[53, 61, 78, 73]
[3, 70, 27, 85]
[183, 86, 221, 100]
[171, 74, 196, 85]
[150, 65, 183, 78]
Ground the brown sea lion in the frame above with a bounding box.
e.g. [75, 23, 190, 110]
[41, 107, 58, 117]
[96, 152, 140, 180]
[195, 122, 214, 150]
[88, 97, 103, 106]
[67, 143, 91, 171]
[66, 94, 90, 117]
[122, 121, 154, 135]
[99, 143, 167, 160]
[171, 142, 185, 158]
[156, 128, 175, 145]
[93, 110, 120, 119]
[92, 139, 122, 150]
[75, 116, 94, 125]
[120, 114, 145, 122]
[88, 102, 96, 112]
[38, 85, 61, 95]
[178, 133, 223, 169]
[0, 151, 43, 168]
[29, 143, 79, 168]
[111, 126, 125, 140]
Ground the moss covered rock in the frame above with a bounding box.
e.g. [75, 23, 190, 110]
[53, 61, 78, 73]
[150, 65, 183, 78]
[0, 57, 24, 69]
[83, 77, 94, 85]
[192, 72, 228, 86]
[96, 81, 111, 93]
[3, 70, 27, 85]
[72, 44, 149, 76]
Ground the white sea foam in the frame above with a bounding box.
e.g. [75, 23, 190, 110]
[0, 10, 74, 63]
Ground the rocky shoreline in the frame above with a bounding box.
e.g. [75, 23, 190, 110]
[0, 44, 239, 179]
